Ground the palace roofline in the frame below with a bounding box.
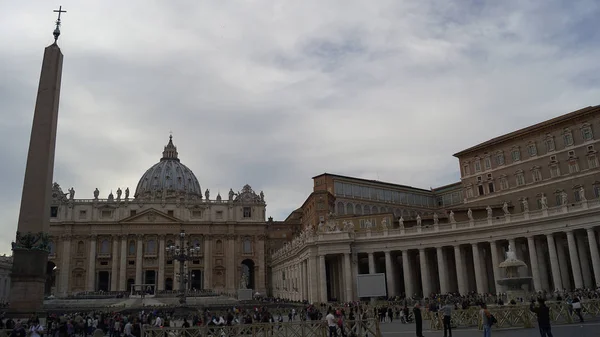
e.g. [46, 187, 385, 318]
[312, 172, 431, 193]
[453, 105, 600, 157]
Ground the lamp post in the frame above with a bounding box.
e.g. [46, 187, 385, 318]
[165, 229, 201, 305]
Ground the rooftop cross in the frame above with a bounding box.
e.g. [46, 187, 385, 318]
[52, 6, 67, 43]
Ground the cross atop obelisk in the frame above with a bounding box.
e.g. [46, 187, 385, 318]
[53, 6, 67, 43]
[9, 6, 66, 316]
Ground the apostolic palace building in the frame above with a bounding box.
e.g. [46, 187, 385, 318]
[43, 105, 600, 303]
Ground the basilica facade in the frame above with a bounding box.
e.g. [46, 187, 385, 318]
[47, 136, 270, 296]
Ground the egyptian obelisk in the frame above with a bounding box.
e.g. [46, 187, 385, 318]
[9, 7, 66, 315]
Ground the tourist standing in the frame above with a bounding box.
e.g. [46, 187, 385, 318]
[325, 309, 338, 337]
[442, 301, 452, 337]
[530, 298, 553, 337]
[480, 304, 492, 337]
[572, 297, 584, 323]
[413, 303, 424, 337]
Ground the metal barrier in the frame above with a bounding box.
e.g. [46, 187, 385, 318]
[142, 318, 381, 337]
[429, 300, 600, 330]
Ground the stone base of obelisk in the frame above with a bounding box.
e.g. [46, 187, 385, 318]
[7, 249, 48, 318]
[237, 289, 253, 301]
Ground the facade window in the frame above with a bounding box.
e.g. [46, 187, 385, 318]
[478, 185, 484, 196]
[146, 239, 156, 254]
[216, 211, 223, 219]
[511, 148, 521, 162]
[488, 182, 495, 193]
[337, 202, 344, 215]
[243, 207, 252, 218]
[527, 143, 537, 157]
[100, 240, 110, 254]
[532, 168, 542, 182]
[574, 188, 582, 202]
[50, 206, 58, 218]
[79, 210, 87, 219]
[354, 204, 362, 215]
[466, 187, 474, 198]
[243, 238, 252, 254]
[582, 124, 594, 141]
[346, 203, 353, 215]
[588, 155, 599, 169]
[545, 136, 555, 152]
[496, 152, 505, 166]
[568, 161, 579, 173]
[594, 184, 600, 198]
[216, 240, 223, 254]
[484, 157, 492, 170]
[550, 165, 560, 178]
[516, 172, 525, 186]
[500, 177, 509, 190]
[563, 129, 574, 147]
[77, 241, 85, 255]
[191, 210, 202, 218]
[474, 159, 481, 173]
[128, 241, 136, 255]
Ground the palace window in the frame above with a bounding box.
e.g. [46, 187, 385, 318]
[574, 188, 583, 202]
[346, 203, 353, 215]
[500, 177, 509, 190]
[550, 165, 560, 178]
[363, 206, 370, 215]
[474, 159, 482, 173]
[496, 152, 505, 166]
[545, 136, 556, 152]
[563, 129, 574, 147]
[243, 238, 252, 254]
[50, 206, 58, 218]
[478, 185, 485, 196]
[527, 143, 537, 157]
[488, 182, 495, 193]
[582, 124, 594, 141]
[337, 202, 344, 215]
[354, 204, 362, 215]
[588, 155, 599, 169]
[568, 160, 579, 173]
[100, 240, 110, 254]
[532, 168, 542, 182]
[555, 193, 562, 206]
[484, 157, 492, 170]
[462, 163, 470, 176]
[511, 147, 521, 162]
[146, 239, 156, 254]
[594, 184, 600, 198]
[243, 207, 252, 218]
[466, 187, 474, 198]
[516, 172, 525, 186]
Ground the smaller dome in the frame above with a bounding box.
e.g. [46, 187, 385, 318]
[134, 136, 202, 200]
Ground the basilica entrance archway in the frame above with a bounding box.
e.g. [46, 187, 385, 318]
[241, 259, 255, 290]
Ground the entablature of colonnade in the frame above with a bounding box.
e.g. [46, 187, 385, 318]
[271, 198, 600, 264]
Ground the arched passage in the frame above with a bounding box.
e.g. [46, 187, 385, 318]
[241, 259, 255, 290]
[45, 261, 57, 296]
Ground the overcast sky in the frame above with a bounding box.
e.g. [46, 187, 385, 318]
[0, 1, 599, 254]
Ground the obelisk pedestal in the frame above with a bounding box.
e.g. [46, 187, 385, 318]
[9, 42, 63, 316]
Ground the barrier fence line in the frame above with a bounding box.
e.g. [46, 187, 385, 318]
[141, 318, 381, 337]
[428, 300, 600, 330]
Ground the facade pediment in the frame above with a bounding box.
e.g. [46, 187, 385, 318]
[120, 208, 180, 224]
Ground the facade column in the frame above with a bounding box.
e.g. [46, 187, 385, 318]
[368, 252, 376, 274]
[257, 235, 266, 293]
[344, 253, 353, 301]
[419, 249, 431, 297]
[556, 238, 571, 290]
[110, 236, 119, 291]
[489, 241, 502, 294]
[319, 255, 327, 303]
[566, 231, 584, 289]
[587, 228, 600, 287]
[59, 235, 71, 296]
[454, 245, 467, 295]
[576, 233, 593, 288]
[135, 234, 143, 286]
[527, 236, 542, 291]
[119, 235, 127, 291]
[384, 251, 396, 297]
[546, 233, 563, 291]
[86, 235, 97, 291]
[471, 243, 485, 294]
[204, 235, 212, 290]
[436, 247, 448, 294]
[158, 235, 165, 291]
[303, 260, 309, 300]
[402, 250, 414, 298]
[226, 235, 236, 292]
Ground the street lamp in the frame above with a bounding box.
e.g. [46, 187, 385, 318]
[165, 229, 201, 305]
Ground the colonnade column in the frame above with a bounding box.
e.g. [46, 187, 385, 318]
[158, 235, 165, 291]
[535, 240, 550, 291]
[546, 233, 562, 291]
[454, 245, 467, 294]
[527, 236, 542, 291]
[402, 251, 414, 297]
[368, 252, 375, 274]
[489, 241, 502, 293]
[419, 249, 431, 297]
[110, 236, 119, 291]
[556, 238, 571, 289]
[384, 251, 396, 297]
[471, 243, 485, 294]
[204, 235, 212, 290]
[436, 247, 448, 294]
[303, 260, 309, 300]
[135, 234, 143, 286]
[576, 233, 593, 288]
[86, 235, 97, 291]
[60, 235, 71, 296]
[319, 255, 327, 303]
[345, 253, 353, 301]
[119, 235, 127, 291]
[587, 228, 600, 287]
[566, 231, 584, 289]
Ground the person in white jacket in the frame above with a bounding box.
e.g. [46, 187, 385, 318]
[29, 319, 44, 337]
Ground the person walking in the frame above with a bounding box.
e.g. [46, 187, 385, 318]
[530, 298, 553, 337]
[480, 303, 492, 337]
[442, 301, 453, 337]
[413, 303, 424, 337]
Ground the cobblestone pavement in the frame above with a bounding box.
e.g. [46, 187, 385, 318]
[378, 319, 600, 336]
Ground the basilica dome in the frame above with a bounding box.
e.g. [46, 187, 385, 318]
[134, 136, 202, 200]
